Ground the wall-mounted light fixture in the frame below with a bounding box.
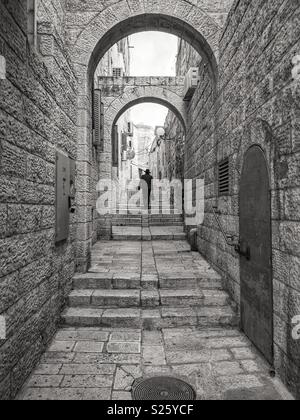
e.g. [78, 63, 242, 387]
[156, 127, 166, 138]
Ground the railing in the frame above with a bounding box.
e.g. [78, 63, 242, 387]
[212, 206, 251, 260]
[212, 206, 237, 247]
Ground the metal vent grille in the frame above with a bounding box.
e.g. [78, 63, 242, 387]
[113, 67, 123, 77]
[218, 158, 230, 196]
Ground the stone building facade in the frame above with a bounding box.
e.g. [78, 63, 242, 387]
[0, 0, 299, 400]
[155, 111, 186, 182]
[0, 0, 77, 399]
[132, 123, 154, 174]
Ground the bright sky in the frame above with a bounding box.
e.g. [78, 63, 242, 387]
[129, 32, 178, 77]
[129, 103, 169, 127]
[128, 32, 178, 127]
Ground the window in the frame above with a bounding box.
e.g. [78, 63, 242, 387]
[218, 158, 230, 196]
[93, 89, 104, 151]
[27, 0, 38, 47]
[112, 125, 119, 167]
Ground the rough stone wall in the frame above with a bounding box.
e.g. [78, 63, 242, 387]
[163, 111, 185, 181]
[0, 0, 77, 399]
[176, 40, 202, 76]
[163, 40, 202, 183]
[221, 0, 300, 397]
[182, 0, 300, 397]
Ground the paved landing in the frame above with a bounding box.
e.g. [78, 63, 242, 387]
[18, 327, 290, 400]
[112, 226, 187, 240]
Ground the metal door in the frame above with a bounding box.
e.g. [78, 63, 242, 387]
[240, 145, 273, 364]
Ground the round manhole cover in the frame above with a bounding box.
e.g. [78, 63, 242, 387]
[132, 377, 196, 400]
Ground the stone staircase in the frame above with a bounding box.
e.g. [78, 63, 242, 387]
[112, 225, 187, 241]
[110, 204, 186, 240]
[110, 214, 184, 227]
[62, 228, 238, 330]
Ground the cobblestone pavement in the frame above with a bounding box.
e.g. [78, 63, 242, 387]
[17, 238, 293, 400]
[18, 327, 291, 400]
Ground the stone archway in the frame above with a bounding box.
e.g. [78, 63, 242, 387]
[67, 2, 222, 84]
[97, 77, 187, 181]
[107, 85, 187, 132]
[65, 0, 222, 270]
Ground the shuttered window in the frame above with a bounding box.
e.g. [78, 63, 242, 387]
[122, 133, 128, 152]
[93, 89, 104, 151]
[112, 125, 119, 167]
[218, 158, 230, 196]
[27, 0, 38, 47]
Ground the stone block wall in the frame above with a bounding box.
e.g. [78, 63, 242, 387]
[182, 0, 300, 397]
[163, 110, 185, 181]
[0, 0, 77, 399]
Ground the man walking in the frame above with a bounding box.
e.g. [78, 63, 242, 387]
[140, 169, 153, 210]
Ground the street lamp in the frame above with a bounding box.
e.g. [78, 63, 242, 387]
[156, 127, 165, 138]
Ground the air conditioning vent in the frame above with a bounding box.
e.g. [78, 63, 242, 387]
[93, 89, 104, 151]
[218, 158, 230, 196]
[113, 67, 123, 77]
[183, 68, 200, 101]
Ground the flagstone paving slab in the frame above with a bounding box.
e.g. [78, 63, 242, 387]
[17, 237, 292, 401]
[18, 327, 291, 400]
[74, 341, 105, 353]
[107, 342, 141, 354]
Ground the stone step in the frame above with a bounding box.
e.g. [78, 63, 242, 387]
[203, 290, 230, 306]
[159, 289, 203, 306]
[69, 290, 140, 308]
[112, 233, 187, 241]
[73, 273, 140, 290]
[73, 274, 222, 292]
[112, 234, 142, 241]
[69, 288, 226, 306]
[150, 215, 183, 218]
[148, 222, 184, 226]
[197, 279, 224, 290]
[112, 221, 143, 226]
[69, 287, 229, 308]
[108, 214, 183, 219]
[113, 208, 175, 212]
[151, 233, 186, 240]
[159, 274, 198, 289]
[61, 306, 238, 330]
[112, 223, 185, 227]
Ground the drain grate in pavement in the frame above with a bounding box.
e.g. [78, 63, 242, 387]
[132, 377, 196, 400]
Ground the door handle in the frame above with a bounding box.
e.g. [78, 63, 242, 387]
[235, 242, 251, 260]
